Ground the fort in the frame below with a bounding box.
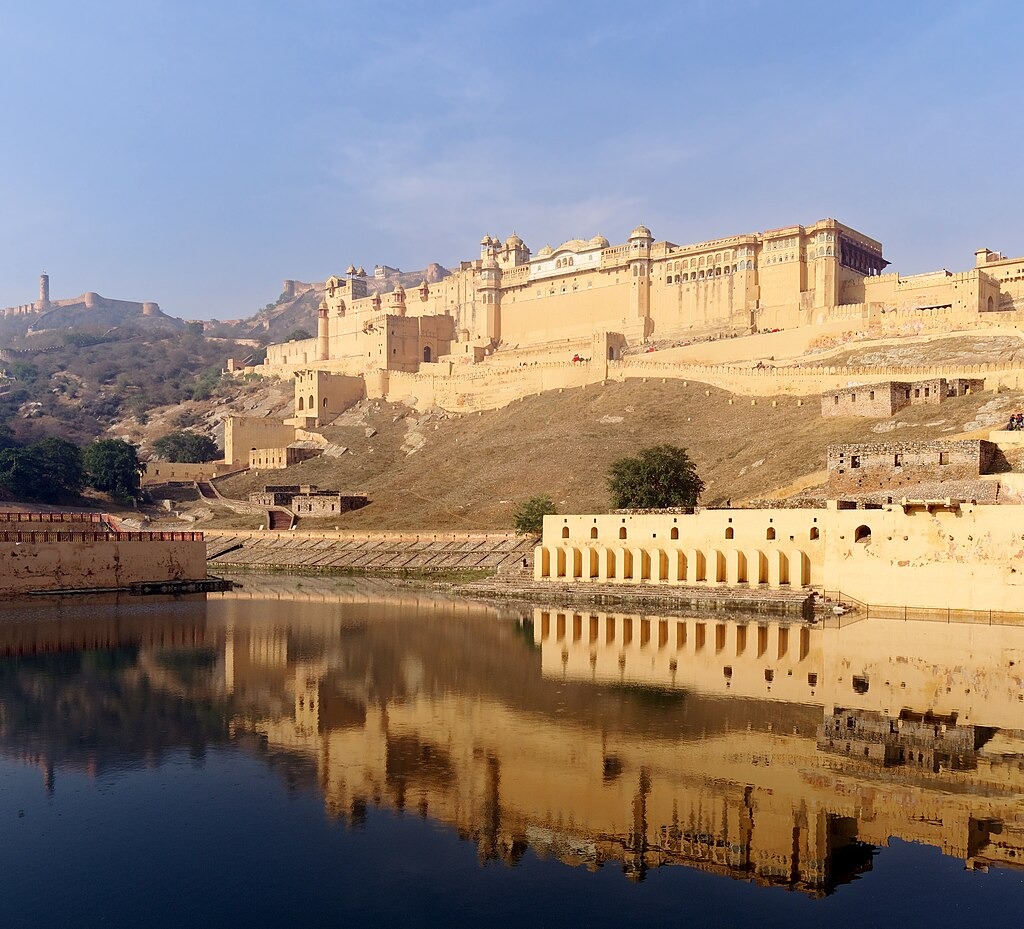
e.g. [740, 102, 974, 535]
[0, 273, 166, 326]
[236, 218, 1024, 418]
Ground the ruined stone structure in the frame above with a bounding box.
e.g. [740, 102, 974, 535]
[291, 489, 368, 517]
[535, 498, 1024, 613]
[246, 485, 367, 515]
[826, 439, 997, 494]
[821, 377, 985, 418]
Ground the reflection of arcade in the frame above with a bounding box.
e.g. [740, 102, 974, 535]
[220, 597, 1024, 893]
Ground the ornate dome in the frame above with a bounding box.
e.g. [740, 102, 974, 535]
[481, 234, 494, 246]
[392, 282, 405, 295]
[589, 234, 610, 248]
[629, 225, 653, 240]
[556, 238, 589, 252]
[536, 244, 554, 258]
[505, 233, 524, 248]
[345, 264, 356, 276]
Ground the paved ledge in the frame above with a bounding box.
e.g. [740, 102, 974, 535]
[455, 576, 814, 618]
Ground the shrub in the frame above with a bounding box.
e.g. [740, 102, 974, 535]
[513, 495, 557, 534]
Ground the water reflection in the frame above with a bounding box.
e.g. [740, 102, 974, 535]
[1, 581, 1023, 900]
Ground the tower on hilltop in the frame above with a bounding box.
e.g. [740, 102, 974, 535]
[37, 273, 50, 312]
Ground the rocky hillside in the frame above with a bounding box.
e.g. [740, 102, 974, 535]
[201, 378, 1024, 530]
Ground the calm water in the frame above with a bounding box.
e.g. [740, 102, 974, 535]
[2, 576, 1024, 929]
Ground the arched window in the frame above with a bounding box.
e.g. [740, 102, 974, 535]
[766, 527, 776, 540]
[562, 526, 570, 539]
[619, 527, 627, 540]
[854, 525, 871, 543]
[423, 346, 432, 363]
[309, 395, 314, 410]
[323, 397, 328, 408]
[988, 296, 995, 311]
[298, 396, 304, 411]
[810, 527, 820, 540]
[725, 527, 734, 540]
[670, 527, 679, 540]
[590, 527, 598, 539]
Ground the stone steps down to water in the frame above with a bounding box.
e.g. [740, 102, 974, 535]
[205, 533, 536, 572]
[457, 575, 813, 617]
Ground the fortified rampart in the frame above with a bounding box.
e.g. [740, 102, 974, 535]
[0, 512, 207, 594]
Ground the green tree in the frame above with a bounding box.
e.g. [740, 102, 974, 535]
[513, 495, 557, 534]
[0, 445, 48, 498]
[606, 444, 704, 510]
[0, 438, 84, 501]
[84, 439, 145, 500]
[285, 328, 312, 342]
[152, 430, 219, 463]
[34, 437, 86, 495]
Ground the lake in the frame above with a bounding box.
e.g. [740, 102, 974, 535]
[1, 575, 1023, 928]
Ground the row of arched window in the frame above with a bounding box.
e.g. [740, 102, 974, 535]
[555, 256, 575, 268]
[561, 525, 821, 541]
[665, 262, 753, 283]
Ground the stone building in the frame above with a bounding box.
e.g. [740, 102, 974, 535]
[534, 498, 1024, 613]
[291, 489, 369, 517]
[825, 439, 996, 494]
[821, 378, 986, 418]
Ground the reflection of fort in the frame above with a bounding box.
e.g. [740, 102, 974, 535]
[216, 598, 1024, 892]
[2, 590, 1024, 893]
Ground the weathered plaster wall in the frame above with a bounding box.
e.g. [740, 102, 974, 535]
[0, 538, 207, 593]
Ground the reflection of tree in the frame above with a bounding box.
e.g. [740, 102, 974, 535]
[0, 649, 230, 774]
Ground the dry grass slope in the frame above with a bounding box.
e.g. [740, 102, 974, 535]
[215, 378, 1024, 530]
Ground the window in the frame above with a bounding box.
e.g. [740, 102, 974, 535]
[619, 527, 627, 540]
[670, 527, 679, 540]
[562, 526, 569, 539]
[894, 453, 903, 467]
[854, 525, 871, 543]
[590, 527, 598, 539]
[869, 390, 875, 400]
[810, 527, 820, 540]
[939, 452, 948, 465]
[725, 527, 734, 540]
[850, 455, 861, 468]
[766, 527, 776, 540]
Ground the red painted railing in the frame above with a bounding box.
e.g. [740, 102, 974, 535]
[0, 512, 107, 524]
[0, 530, 204, 543]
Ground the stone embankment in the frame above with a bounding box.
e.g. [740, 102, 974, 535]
[456, 575, 813, 618]
[204, 529, 536, 573]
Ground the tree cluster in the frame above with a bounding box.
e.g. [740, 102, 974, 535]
[0, 437, 144, 503]
[152, 430, 219, 463]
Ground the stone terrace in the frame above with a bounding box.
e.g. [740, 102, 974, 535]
[205, 531, 536, 572]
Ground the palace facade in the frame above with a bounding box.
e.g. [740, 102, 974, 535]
[259, 218, 1024, 382]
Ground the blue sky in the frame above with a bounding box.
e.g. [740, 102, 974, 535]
[1, 0, 1022, 320]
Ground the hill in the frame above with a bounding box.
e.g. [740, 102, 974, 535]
[207, 377, 1024, 530]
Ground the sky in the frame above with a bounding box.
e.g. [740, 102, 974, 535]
[2, 0, 1023, 321]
